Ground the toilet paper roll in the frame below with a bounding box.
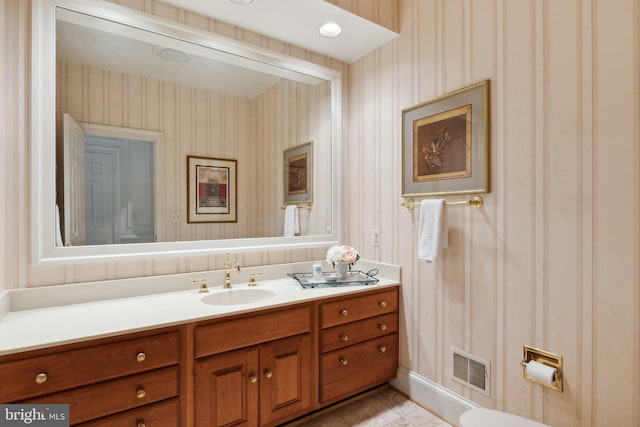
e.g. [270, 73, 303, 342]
[525, 360, 557, 384]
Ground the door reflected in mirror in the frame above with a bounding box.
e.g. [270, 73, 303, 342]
[59, 116, 165, 247]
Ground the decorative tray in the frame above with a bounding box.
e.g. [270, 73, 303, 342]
[287, 269, 379, 289]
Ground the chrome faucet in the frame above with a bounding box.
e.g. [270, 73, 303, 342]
[223, 253, 240, 288]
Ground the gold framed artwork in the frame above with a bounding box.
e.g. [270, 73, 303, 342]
[283, 141, 313, 204]
[402, 80, 490, 197]
[187, 155, 237, 223]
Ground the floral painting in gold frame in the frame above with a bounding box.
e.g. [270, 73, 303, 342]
[402, 80, 489, 197]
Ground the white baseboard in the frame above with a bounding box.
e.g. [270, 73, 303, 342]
[390, 366, 481, 425]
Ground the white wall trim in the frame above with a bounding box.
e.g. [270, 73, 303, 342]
[391, 366, 480, 424]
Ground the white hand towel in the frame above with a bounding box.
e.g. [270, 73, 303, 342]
[55, 204, 64, 247]
[284, 205, 299, 237]
[418, 199, 446, 262]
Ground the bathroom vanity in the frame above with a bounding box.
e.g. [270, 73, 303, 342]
[0, 266, 399, 427]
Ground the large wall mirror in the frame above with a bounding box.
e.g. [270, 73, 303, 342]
[32, 0, 341, 264]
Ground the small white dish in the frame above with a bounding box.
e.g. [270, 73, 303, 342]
[324, 273, 340, 282]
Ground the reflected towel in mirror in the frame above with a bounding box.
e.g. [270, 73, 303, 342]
[55, 204, 63, 247]
[284, 205, 299, 237]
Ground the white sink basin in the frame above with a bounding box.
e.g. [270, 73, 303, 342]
[201, 288, 277, 306]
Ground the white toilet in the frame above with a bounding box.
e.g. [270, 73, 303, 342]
[459, 408, 551, 427]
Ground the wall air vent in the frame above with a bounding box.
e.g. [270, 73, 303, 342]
[451, 347, 490, 396]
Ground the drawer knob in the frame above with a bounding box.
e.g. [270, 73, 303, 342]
[35, 373, 48, 384]
[339, 357, 348, 366]
[136, 352, 146, 362]
[249, 374, 258, 383]
[379, 301, 387, 308]
[136, 389, 146, 399]
[340, 334, 349, 342]
[379, 345, 387, 353]
[378, 324, 387, 331]
[340, 309, 348, 317]
[264, 369, 273, 379]
[137, 422, 146, 427]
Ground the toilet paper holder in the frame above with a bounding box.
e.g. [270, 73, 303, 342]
[521, 345, 563, 392]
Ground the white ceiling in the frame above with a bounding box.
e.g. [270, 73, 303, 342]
[158, 0, 398, 63]
[56, 8, 325, 99]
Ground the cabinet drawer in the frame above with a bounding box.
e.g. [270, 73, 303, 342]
[195, 305, 311, 358]
[76, 398, 179, 427]
[320, 313, 398, 353]
[320, 334, 398, 403]
[319, 289, 398, 329]
[26, 367, 179, 425]
[0, 332, 180, 402]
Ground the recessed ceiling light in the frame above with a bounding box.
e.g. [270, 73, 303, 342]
[230, 0, 254, 4]
[319, 22, 342, 38]
[153, 47, 191, 64]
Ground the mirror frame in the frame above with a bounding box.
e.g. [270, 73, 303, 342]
[32, 0, 342, 265]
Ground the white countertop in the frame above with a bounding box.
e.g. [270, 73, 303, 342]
[0, 260, 400, 356]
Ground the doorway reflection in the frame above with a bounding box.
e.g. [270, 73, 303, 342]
[84, 135, 155, 245]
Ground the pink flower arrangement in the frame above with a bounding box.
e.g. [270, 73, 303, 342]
[326, 244, 360, 268]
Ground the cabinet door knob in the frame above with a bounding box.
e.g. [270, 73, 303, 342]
[340, 334, 349, 342]
[340, 309, 348, 316]
[136, 389, 146, 399]
[379, 301, 387, 308]
[137, 422, 146, 427]
[378, 324, 387, 331]
[264, 369, 273, 379]
[136, 352, 146, 362]
[379, 345, 387, 353]
[249, 374, 258, 383]
[35, 373, 48, 384]
[339, 358, 348, 366]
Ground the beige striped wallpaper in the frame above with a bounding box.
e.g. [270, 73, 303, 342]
[341, 0, 639, 426]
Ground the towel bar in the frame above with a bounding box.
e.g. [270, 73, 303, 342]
[280, 204, 312, 210]
[401, 196, 483, 210]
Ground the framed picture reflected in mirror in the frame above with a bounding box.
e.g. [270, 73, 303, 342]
[187, 155, 237, 223]
[283, 141, 313, 204]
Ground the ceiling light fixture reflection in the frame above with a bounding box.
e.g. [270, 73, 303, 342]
[153, 47, 191, 64]
[230, 0, 255, 4]
[319, 22, 342, 38]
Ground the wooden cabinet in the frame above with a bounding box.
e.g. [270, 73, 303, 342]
[75, 399, 179, 427]
[0, 329, 182, 426]
[0, 284, 400, 427]
[194, 347, 259, 427]
[258, 334, 311, 426]
[194, 305, 312, 427]
[317, 288, 399, 403]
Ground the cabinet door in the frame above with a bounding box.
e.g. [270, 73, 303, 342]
[195, 347, 259, 427]
[259, 334, 311, 426]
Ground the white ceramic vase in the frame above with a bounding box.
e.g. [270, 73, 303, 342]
[336, 262, 349, 279]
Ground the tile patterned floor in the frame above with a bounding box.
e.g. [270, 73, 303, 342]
[286, 387, 455, 427]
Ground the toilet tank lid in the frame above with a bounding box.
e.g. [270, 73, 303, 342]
[459, 408, 551, 427]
